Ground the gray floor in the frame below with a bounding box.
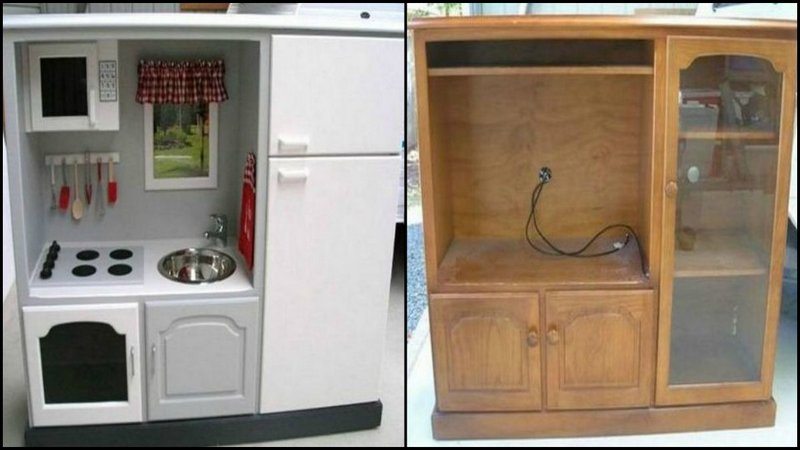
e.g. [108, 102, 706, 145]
[2, 252, 405, 447]
[406, 222, 426, 336]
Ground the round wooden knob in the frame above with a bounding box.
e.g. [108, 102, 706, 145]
[547, 327, 559, 345]
[665, 180, 679, 198]
[527, 329, 539, 347]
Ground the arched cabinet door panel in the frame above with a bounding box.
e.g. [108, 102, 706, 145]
[430, 293, 542, 412]
[545, 290, 655, 410]
[145, 297, 258, 421]
[22, 303, 142, 427]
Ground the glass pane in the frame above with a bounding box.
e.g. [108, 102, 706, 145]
[669, 55, 780, 385]
[153, 103, 210, 179]
[40, 322, 128, 403]
[40, 57, 88, 117]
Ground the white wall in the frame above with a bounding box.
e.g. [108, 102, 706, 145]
[34, 40, 247, 243]
[3, 136, 16, 301]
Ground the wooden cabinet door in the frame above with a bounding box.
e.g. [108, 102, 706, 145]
[146, 298, 258, 421]
[270, 35, 403, 155]
[657, 38, 796, 406]
[430, 293, 541, 411]
[22, 303, 142, 427]
[545, 290, 654, 409]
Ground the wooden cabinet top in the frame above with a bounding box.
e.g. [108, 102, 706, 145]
[409, 15, 797, 41]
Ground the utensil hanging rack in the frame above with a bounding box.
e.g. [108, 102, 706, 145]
[44, 152, 120, 167]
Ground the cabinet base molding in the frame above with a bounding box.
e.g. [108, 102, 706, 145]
[432, 398, 775, 439]
[25, 401, 382, 447]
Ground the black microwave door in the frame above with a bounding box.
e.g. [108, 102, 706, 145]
[40, 57, 89, 117]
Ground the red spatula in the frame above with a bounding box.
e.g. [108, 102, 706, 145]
[108, 159, 117, 205]
[58, 158, 70, 211]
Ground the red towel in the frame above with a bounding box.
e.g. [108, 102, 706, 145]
[238, 153, 256, 270]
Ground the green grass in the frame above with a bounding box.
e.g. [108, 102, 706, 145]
[154, 125, 209, 178]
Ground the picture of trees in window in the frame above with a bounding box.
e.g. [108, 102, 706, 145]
[153, 103, 210, 178]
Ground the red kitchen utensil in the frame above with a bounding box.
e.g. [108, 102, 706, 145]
[84, 151, 92, 205]
[58, 158, 70, 211]
[96, 157, 105, 217]
[108, 159, 117, 204]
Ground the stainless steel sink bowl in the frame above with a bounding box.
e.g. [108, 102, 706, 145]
[158, 248, 236, 284]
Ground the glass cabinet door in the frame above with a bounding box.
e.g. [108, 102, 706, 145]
[22, 303, 142, 426]
[657, 38, 795, 405]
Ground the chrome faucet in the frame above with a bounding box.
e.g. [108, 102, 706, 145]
[203, 214, 228, 247]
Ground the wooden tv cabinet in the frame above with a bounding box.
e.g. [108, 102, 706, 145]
[411, 16, 796, 439]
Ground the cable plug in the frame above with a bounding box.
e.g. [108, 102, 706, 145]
[538, 167, 552, 183]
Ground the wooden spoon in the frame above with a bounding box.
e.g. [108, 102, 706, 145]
[72, 160, 84, 220]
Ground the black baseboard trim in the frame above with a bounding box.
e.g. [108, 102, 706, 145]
[25, 400, 382, 447]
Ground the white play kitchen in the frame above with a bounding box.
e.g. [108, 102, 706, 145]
[3, 12, 402, 446]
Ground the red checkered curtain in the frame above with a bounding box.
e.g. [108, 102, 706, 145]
[135, 60, 228, 104]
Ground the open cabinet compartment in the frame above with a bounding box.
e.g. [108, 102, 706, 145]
[11, 38, 262, 293]
[423, 39, 656, 291]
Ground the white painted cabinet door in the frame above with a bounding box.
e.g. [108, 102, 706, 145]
[261, 156, 399, 413]
[145, 298, 259, 421]
[269, 35, 403, 156]
[22, 303, 142, 427]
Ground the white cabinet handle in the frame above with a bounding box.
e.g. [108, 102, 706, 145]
[88, 89, 97, 128]
[130, 346, 135, 378]
[277, 137, 309, 153]
[278, 168, 309, 183]
[151, 344, 156, 377]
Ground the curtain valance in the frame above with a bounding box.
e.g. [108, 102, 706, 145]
[135, 60, 228, 104]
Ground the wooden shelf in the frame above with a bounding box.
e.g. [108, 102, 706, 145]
[683, 178, 762, 192]
[436, 237, 649, 291]
[428, 65, 654, 77]
[679, 130, 777, 140]
[674, 231, 768, 278]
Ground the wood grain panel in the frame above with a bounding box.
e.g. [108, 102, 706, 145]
[429, 66, 653, 77]
[430, 293, 541, 411]
[435, 75, 646, 240]
[448, 316, 526, 390]
[409, 16, 796, 41]
[437, 238, 649, 292]
[415, 33, 453, 291]
[545, 290, 655, 409]
[647, 38, 667, 287]
[432, 398, 776, 439]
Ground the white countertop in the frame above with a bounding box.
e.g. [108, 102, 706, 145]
[3, 13, 403, 34]
[28, 238, 255, 299]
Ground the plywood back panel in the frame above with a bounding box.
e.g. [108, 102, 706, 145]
[433, 75, 647, 239]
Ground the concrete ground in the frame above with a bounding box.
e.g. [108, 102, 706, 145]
[2, 248, 405, 447]
[407, 314, 798, 447]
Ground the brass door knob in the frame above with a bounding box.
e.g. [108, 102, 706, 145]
[547, 327, 559, 345]
[527, 328, 539, 347]
[665, 180, 678, 198]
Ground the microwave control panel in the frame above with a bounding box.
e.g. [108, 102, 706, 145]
[99, 60, 117, 102]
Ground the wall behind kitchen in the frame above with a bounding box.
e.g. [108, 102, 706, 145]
[35, 40, 258, 243]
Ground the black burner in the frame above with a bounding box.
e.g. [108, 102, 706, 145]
[72, 265, 97, 277]
[108, 264, 133, 276]
[76, 250, 99, 261]
[110, 249, 133, 260]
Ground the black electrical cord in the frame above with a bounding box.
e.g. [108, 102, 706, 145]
[524, 168, 648, 277]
